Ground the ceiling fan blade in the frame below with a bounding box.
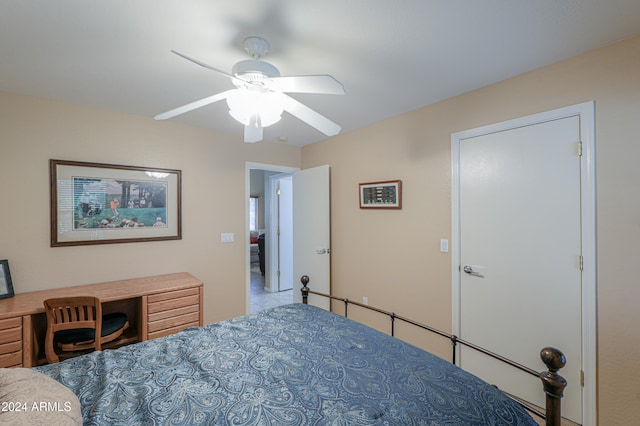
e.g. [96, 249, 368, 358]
[171, 50, 236, 80]
[281, 94, 341, 136]
[154, 89, 235, 120]
[266, 75, 345, 95]
[244, 114, 263, 143]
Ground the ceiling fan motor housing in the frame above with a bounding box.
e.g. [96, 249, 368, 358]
[232, 59, 281, 82]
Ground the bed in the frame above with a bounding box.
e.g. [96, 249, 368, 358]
[25, 280, 566, 425]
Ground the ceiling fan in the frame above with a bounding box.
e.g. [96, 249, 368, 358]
[154, 36, 345, 143]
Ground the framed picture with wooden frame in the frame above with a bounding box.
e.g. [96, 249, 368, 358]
[50, 159, 182, 247]
[0, 259, 15, 299]
[359, 180, 402, 209]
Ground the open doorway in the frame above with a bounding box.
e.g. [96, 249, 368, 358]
[246, 163, 298, 314]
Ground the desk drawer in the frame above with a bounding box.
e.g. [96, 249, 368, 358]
[0, 351, 22, 368]
[146, 287, 201, 340]
[0, 317, 22, 331]
[148, 304, 199, 323]
[148, 311, 200, 334]
[148, 321, 200, 340]
[0, 317, 22, 368]
[148, 288, 200, 314]
[0, 327, 21, 343]
[148, 287, 199, 304]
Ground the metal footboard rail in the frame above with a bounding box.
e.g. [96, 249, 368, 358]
[299, 275, 567, 426]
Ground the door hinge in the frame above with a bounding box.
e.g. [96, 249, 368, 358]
[276, 188, 281, 196]
[579, 255, 584, 271]
[577, 141, 583, 156]
[580, 370, 585, 387]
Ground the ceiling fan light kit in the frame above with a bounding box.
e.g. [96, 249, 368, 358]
[154, 36, 344, 143]
[227, 90, 284, 127]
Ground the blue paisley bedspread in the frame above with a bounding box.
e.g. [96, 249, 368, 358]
[35, 303, 536, 425]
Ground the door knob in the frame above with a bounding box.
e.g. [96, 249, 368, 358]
[463, 265, 483, 277]
[315, 248, 330, 254]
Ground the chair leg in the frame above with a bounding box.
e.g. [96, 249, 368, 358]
[44, 334, 60, 364]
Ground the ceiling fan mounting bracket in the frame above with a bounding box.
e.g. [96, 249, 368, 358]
[232, 37, 280, 83]
[243, 36, 270, 59]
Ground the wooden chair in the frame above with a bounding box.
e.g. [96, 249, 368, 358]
[43, 296, 129, 364]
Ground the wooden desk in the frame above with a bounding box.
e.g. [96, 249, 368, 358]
[0, 273, 203, 368]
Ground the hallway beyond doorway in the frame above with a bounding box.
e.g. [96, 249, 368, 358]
[250, 264, 292, 313]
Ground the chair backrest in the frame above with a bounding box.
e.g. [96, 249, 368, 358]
[43, 296, 103, 363]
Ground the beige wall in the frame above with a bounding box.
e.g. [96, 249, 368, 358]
[302, 35, 640, 424]
[2, 34, 639, 425]
[0, 92, 301, 324]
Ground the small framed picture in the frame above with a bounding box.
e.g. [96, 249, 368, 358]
[359, 180, 402, 209]
[0, 260, 15, 299]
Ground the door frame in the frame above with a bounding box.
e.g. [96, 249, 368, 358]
[451, 101, 596, 425]
[245, 162, 299, 313]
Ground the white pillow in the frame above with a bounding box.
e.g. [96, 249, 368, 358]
[0, 368, 82, 425]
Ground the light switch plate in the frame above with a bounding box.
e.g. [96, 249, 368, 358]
[221, 232, 235, 243]
[440, 239, 449, 253]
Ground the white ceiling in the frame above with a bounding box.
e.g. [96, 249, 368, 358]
[1, 1, 639, 146]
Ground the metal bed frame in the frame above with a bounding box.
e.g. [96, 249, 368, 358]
[300, 275, 567, 426]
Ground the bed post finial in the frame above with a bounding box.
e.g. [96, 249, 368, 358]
[300, 275, 310, 304]
[539, 347, 567, 426]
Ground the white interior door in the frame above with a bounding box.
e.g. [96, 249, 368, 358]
[455, 115, 585, 423]
[292, 165, 330, 309]
[266, 172, 294, 292]
[278, 176, 293, 291]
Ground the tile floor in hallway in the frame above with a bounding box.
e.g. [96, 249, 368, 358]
[250, 264, 293, 313]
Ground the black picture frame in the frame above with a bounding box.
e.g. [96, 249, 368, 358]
[0, 259, 15, 299]
[359, 180, 402, 209]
